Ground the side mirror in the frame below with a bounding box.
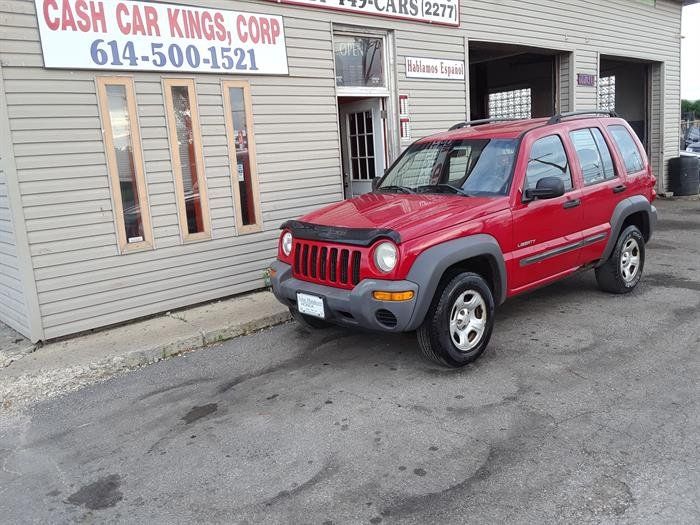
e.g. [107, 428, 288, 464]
[372, 177, 381, 191]
[524, 176, 565, 202]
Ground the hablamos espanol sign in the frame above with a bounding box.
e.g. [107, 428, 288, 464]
[405, 57, 465, 80]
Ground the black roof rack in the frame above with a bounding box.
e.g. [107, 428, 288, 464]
[547, 110, 619, 125]
[448, 117, 527, 131]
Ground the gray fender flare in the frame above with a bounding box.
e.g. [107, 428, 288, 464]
[597, 195, 656, 266]
[405, 234, 507, 331]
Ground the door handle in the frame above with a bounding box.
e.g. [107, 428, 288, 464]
[612, 184, 627, 194]
[563, 199, 581, 209]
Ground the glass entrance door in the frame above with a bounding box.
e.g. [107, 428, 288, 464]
[339, 98, 385, 197]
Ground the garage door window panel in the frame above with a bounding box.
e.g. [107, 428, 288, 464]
[164, 79, 210, 241]
[598, 76, 616, 112]
[489, 88, 532, 120]
[524, 135, 573, 191]
[570, 128, 617, 185]
[96, 76, 153, 253]
[222, 80, 262, 233]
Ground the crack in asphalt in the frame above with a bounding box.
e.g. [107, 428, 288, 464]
[261, 459, 339, 508]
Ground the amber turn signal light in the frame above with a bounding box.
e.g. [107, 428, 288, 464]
[372, 291, 415, 302]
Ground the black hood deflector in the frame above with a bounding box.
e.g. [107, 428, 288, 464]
[281, 220, 401, 247]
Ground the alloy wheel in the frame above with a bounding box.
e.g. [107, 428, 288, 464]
[620, 238, 641, 282]
[449, 290, 487, 352]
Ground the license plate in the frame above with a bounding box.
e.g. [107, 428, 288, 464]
[297, 293, 325, 319]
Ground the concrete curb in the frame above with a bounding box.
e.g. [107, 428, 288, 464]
[0, 291, 291, 413]
[200, 310, 292, 347]
[100, 309, 293, 368]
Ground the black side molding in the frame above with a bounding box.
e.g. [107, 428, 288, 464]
[281, 220, 401, 247]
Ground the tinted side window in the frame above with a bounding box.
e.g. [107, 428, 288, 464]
[608, 125, 644, 173]
[525, 135, 572, 191]
[570, 128, 616, 185]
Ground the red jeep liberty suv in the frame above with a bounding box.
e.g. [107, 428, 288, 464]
[270, 111, 658, 368]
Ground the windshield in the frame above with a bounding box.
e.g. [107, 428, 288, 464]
[378, 138, 518, 196]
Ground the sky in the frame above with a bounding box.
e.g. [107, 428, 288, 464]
[682, 4, 700, 100]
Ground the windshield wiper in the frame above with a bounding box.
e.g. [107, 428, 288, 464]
[415, 184, 471, 197]
[378, 185, 415, 194]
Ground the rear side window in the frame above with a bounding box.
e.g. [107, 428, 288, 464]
[525, 135, 572, 191]
[570, 128, 616, 185]
[608, 125, 644, 173]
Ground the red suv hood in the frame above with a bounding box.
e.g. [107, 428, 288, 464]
[300, 193, 509, 242]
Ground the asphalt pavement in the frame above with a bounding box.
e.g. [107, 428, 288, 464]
[1, 199, 698, 524]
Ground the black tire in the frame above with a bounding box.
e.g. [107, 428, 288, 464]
[289, 307, 331, 329]
[417, 272, 495, 368]
[595, 225, 645, 294]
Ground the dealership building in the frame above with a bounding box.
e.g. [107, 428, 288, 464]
[0, 0, 693, 342]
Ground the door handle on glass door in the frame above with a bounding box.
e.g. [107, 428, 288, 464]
[563, 199, 581, 209]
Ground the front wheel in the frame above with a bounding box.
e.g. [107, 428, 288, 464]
[595, 225, 645, 294]
[417, 272, 495, 368]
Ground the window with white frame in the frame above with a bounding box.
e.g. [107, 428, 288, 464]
[599, 76, 616, 112]
[488, 88, 532, 120]
[334, 35, 385, 89]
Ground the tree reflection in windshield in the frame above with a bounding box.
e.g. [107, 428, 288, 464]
[378, 138, 518, 196]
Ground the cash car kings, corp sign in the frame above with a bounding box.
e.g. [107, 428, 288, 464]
[35, 0, 460, 74]
[34, 0, 289, 74]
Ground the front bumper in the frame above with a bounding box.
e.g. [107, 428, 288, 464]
[270, 260, 419, 332]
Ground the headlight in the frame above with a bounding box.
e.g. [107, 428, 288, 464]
[374, 241, 398, 273]
[281, 231, 293, 256]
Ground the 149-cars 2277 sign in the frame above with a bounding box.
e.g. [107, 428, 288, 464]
[34, 0, 289, 74]
[270, 0, 459, 26]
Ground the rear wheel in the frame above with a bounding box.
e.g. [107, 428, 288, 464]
[595, 225, 645, 294]
[417, 272, 495, 368]
[289, 307, 331, 329]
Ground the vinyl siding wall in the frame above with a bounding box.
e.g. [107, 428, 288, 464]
[558, 53, 573, 114]
[0, 152, 30, 336]
[396, 31, 467, 136]
[0, 0, 466, 339]
[461, 0, 682, 187]
[649, 63, 665, 181]
[0, 0, 683, 339]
